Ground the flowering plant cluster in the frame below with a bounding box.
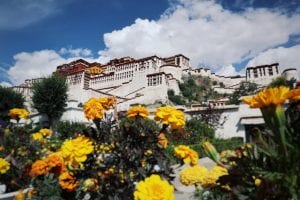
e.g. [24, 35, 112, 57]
[191, 86, 300, 199]
[20, 97, 189, 199]
[0, 108, 43, 192]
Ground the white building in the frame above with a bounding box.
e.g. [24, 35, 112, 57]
[12, 54, 298, 140]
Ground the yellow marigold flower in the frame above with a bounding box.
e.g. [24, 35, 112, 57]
[83, 97, 104, 120]
[252, 176, 262, 186]
[83, 178, 98, 191]
[0, 146, 4, 151]
[202, 166, 228, 188]
[29, 160, 49, 177]
[288, 88, 300, 101]
[61, 136, 94, 168]
[14, 190, 24, 200]
[39, 128, 52, 137]
[154, 106, 185, 129]
[59, 172, 79, 192]
[32, 132, 44, 141]
[255, 178, 261, 186]
[242, 86, 290, 108]
[158, 133, 168, 148]
[180, 165, 209, 186]
[0, 158, 10, 174]
[220, 150, 236, 164]
[127, 105, 149, 119]
[98, 96, 117, 110]
[174, 145, 198, 166]
[134, 174, 174, 200]
[8, 108, 29, 120]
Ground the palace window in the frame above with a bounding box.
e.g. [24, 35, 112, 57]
[259, 68, 262, 76]
[253, 69, 258, 78]
[268, 66, 273, 76]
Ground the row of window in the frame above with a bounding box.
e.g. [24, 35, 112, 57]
[147, 75, 163, 86]
[248, 66, 278, 78]
[67, 74, 82, 85]
[115, 71, 134, 80]
[91, 75, 114, 84]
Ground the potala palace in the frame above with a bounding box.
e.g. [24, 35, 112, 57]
[13, 54, 298, 141]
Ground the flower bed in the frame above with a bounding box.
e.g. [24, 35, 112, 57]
[0, 86, 299, 199]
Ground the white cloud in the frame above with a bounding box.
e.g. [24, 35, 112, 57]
[59, 47, 92, 57]
[99, 0, 300, 72]
[7, 50, 66, 85]
[3, 0, 300, 86]
[246, 45, 300, 75]
[6, 48, 96, 85]
[215, 64, 241, 76]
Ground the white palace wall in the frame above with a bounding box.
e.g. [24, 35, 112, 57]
[12, 54, 299, 140]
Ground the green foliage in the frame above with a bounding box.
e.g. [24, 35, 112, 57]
[0, 123, 40, 192]
[70, 116, 175, 199]
[228, 81, 258, 104]
[30, 174, 66, 200]
[198, 96, 300, 199]
[195, 105, 226, 130]
[0, 86, 25, 122]
[55, 121, 87, 140]
[167, 89, 186, 105]
[32, 74, 68, 127]
[184, 118, 215, 144]
[178, 75, 223, 104]
[268, 76, 296, 88]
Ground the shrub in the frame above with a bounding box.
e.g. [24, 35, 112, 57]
[0, 86, 25, 122]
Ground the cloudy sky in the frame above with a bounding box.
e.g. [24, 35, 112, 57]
[1, 0, 300, 86]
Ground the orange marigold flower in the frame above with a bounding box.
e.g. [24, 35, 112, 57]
[287, 88, 300, 101]
[8, 108, 29, 120]
[242, 86, 290, 108]
[29, 160, 49, 177]
[46, 154, 67, 174]
[98, 96, 117, 110]
[83, 97, 104, 120]
[154, 106, 185, 129]
[158, 133, 168, 148]
[127, 105, 149, 119]
[174, 145, 198, 166]
[59, 172, 79, 192]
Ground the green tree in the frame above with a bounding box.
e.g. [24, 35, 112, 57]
[167, 89, 185, 105]
[185, 118, 215, 144]
[55, 121, 87, 140]
[229, 81, 258, 104]
[268, 76, 296, 88]
[178, 75, 223, 104]
[0, 86, 25, 122]
[32, 74, 68, 127]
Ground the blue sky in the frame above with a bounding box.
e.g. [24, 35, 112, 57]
[1, 0, 300, 85]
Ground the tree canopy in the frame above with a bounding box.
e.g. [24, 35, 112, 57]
[32, 74, 68, 127]
[228, 81, 258, 105]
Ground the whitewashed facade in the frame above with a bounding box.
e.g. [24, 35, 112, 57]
[12, 54, 298, 140]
